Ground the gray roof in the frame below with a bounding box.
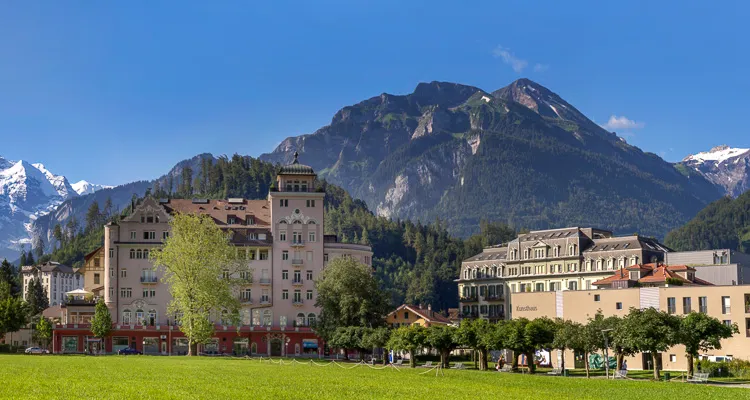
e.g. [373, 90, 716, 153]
[464, 247, 508, 262]
[278, 151, 315, 175]
[584, 236, 670, 253]
[518, 227, 581, 242]
[38, 261, 76, 274]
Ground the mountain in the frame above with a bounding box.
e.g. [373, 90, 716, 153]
[71, 180, 114, 195]
[0, 157, 113, 261]
[664, 190, 750, 252]
[677, 145, 750, 197]
[261, 79, 722, 238]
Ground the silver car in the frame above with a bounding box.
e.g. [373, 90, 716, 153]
[24, 347, 49, 354]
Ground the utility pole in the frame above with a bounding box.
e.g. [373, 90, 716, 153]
[601, 328, 613, 379]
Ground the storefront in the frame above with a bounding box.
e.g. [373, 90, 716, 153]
[233, 338, 249, 355]
[143, 337, 160, 354]
[112, 336, 130, 353]
[172, 338, 189, 355]
[302, 339, 318, 355]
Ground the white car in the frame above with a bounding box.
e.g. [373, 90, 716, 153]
[24, 347, 49, 354]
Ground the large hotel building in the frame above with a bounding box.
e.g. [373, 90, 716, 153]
[459, 227, 750, 370]
[52, 154, 372, 356]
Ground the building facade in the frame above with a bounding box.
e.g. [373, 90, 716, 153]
[457, 227, 670, 322]
[666, 249, 750, 285]
[79, 246, 105, 297]
[21, 262, 83, 306]
[512, 285, 750, 371]
[52, 155, 373, 355]
[386, 304, 452, 328]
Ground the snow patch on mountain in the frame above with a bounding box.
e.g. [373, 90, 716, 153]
[682, 145, 750, 164]
[72, 180, 113, 195]
[680, 145, 750, 198]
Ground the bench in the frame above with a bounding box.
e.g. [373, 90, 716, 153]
[420, 361, 434, 368]
[614, 370, 628, 379]
[546, 368, 562, 376]
[451, 362, 465, 370]
[391, 359, 404, 367]
[687, 372, 709, 383]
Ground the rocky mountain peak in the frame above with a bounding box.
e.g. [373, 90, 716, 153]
[410, 81, 483, 108]
[680, 145, 750, 197]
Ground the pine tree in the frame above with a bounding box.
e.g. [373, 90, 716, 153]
[86, 201, 101, 231]
[32, 235, 44, 259]
[26, 278, 39, 315]
[26, 252, 35, 266]
[53, 224, 63, 248]
[19, 250, 27, 267]
[103, 196, 113, 218]
[0, 259, 19, 297]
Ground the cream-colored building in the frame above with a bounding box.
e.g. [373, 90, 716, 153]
[512, 285, 750, 371]
[457, 227, 669, 321]
[55, 154, 373, 355]
[21, 262, 83, 306]
[78, 246, 105, 297]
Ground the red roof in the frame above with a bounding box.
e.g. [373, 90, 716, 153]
[593, 263, 711, 286]
[389, 304, 452, 324]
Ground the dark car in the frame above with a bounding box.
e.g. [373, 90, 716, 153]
[118, 347, 142, 355]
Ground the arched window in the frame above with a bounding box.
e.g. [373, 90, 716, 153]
[296, 313, 306, 326]
[262, 310, 272, 326]
[596, 259, 602, 271]
[130, 249, 135, 259]
[292, 220, 302, 225]
[308, 313, 316, 326]
[122, 309, 132, 325]
[250, 342, 257, 354]
[308, 220, 316, 225]
[143, 249, 149, 259]
[279, 220, 287, 224]
[295, 343, 301, 355]
[148, 309, 157, 326]
[155, 215, 160, 223]
[136, 249, 143, 259]
[136, 309, 144, 325]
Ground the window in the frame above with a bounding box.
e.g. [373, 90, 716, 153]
[722, 296, 731, 314]
[306, 270, 313, 280]
[259, 250, 268, 260]
[323, 253, 329, 262]
[109, 287, 114, 297]
[94, 273, 100, 285]
[594, 294, 600, 302]
[670, 354, 677, 362]
[241, 289, 251, 301]
[404, 312, 409, 319]
[667, 297, 676, 314]
[121, 269, 127, 278]
[228, 217, 237, 225]
[282, 290, 289, 300]
[130, 231, 136, 240]
[282, 270, 288, 280]
[293, 270, 301, 283]
[699, 296, 708, 313]
[122, 310, 132, 325]
[279, 316, 287, 327]
[279, 199, 288, 207]
[129, 249, 135, 259]
[142, 289, 155, 298]
[261, 289, 269, 303]
[263, 310, 272, 326]
[567, 281, 577, 290]
[307, 313, 317, 327]
[282, 251, 289, 261]
[308, 232, 316, 242]
[109, 248, 114, 258]
[306, 251, 313, 262]
[616, 302, 623, 310]
[279, 232, 286, 241]
[162, 231, 169, 240]
[535, 283, 544, 292]
[306, 199, 316, 207]
[120, 288, 132, 298]
[682, 297, 692, 314]
[306, 290, 313, 300]
[723, 320, 732, 327]
[143, 231, 155, 240]
[293, 290, 302, 302]
[94, 258, 100, 268]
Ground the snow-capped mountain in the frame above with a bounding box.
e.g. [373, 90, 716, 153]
[72, 180, 113, 195]
[0, 156, 109, 260]
[680, 145, 750, 197]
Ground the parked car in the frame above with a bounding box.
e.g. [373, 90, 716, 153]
[25, 347, 49, 354]
[118, 347, 142, 355]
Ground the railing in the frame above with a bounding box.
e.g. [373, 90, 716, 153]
[140, 276, 158, 283]
[291, 259, 304, 266]
[291, 240, 305, 247]
[292, 279, 304, 285]
[482, 294, 504, 301]
[259, 278, 271, 285]
[460, 296, 478, 303]
[293, 300, 304, 306]
[65, 298, 98, 306]
[460, 312, 479, 318]
[270, 187, 325, 193]
[260, 298, 271, 305]
[238, 297, 253, 304]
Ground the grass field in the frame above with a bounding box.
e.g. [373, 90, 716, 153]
[0, 355, 747, 400]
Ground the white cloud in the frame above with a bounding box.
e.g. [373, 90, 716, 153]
[601, 115, 645, 131]
[533, 63, 549, 72]
[493, 46, 528, 73]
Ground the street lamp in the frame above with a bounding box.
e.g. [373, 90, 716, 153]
[601, 328, 613, 379]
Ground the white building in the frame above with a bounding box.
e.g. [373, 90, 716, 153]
[21, 262, 83, 306]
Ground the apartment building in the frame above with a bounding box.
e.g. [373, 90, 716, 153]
[21, 261, 83, 306]
[512, 284, 750, 371]
[52, 153, 372, 355]
[457, 227, 670, 321]
[666, 249, 750, 285]
[78, 246, 105, 297]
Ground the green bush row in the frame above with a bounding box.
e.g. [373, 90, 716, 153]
[696, 359, 750, 378]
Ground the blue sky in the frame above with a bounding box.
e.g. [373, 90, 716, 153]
[1, 1, 748, 186]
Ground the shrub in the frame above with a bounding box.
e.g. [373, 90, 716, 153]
[696, 359, 750, 377]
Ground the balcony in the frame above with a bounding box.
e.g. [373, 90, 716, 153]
[270, 187, 325, 193]
[238, 297, 253, 304]
[460, 295, 478, 303]
[140, 276, 159, 284]
[482, 294, 504, 302]
[259, 278, 271, 286]
[480, 309, 489, 316]
[291, 259, 304, 267]
[460, 312, 479, 319]
[293, 300, 304, 307]
[292, 279, 304, 286]
[291, 240, 305, 248]
[65, 298, 98, 307]
[260, 298, 271, 305]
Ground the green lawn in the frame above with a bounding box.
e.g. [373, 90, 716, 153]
[0, 355, 747, 400]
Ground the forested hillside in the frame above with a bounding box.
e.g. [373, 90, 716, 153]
[664, 191, 750, 252]
[39, 155, 515, 311]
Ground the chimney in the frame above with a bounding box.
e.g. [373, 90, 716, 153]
[428, 304, 432, 311]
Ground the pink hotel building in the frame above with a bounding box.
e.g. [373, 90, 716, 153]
[52, 154, 373, 356]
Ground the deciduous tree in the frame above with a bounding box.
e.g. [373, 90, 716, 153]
[150, 213, 245, 355]
[679, 312, 738, 376]
[425, 325, 458, 368]
[90, 300, 113, 350]
[456, 318, 493, 370]
[613, 307, 681, 379]
[387, 324, 427, 368]
[35, 317, 53, 350]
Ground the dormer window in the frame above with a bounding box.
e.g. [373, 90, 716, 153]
[228, 217, 237, 225]
[248, 216, 255, 225]
[629, 271, 640, 280]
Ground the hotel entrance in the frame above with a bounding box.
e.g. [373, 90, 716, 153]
[233, 338, 249, 356]
[270, 338, 282, 356]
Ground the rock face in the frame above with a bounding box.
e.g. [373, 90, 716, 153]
[679, 145, 750, 197]
[261, 79, 722, 238]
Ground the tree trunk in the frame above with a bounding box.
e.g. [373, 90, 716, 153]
[187, 339, 195, 356]
[560, 349, 565, 371]
[616, 354, 623, 372]
[409, 350, 416, 368]
[441, 349, 450, 368]
[686, 354, 694, 377]
[584, 352, 590, 378]
[652, 353, 660, 380]
[344, 349, 349, 361]
[527, 352, 536, 374]
[511, 351, 519, 371]
[479, 349, 489, 371]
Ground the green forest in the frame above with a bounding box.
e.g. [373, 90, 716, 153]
[32, 154, 517, 311]
[664, 190, 750, 252]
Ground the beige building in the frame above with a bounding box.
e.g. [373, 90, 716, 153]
[78, 246, 105, 297]
[457, 227, 669, 321]
[55, 154, 373, 355]
[512, 285, 750, 371]
[386, 304, 452, 328]
[21, 261, 83, 306]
